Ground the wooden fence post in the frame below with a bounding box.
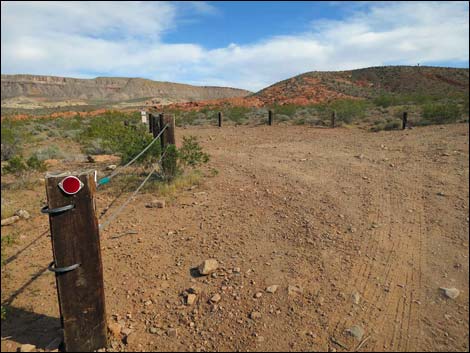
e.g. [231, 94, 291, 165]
[402, 112, 408, 130]
[159, 113, 166, 152]
[152, 113, 159, 138]
[149, 113, 154, 134]
[44, 171, 107, 352]
[218, 112, 222, 128]
[165, 114, 176, 145]
[331, 110, 336, 128]
[268, 110, 273, 126]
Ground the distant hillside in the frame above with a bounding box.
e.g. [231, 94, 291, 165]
[0, 74, 251, 107]
[253, 66, 469, 105]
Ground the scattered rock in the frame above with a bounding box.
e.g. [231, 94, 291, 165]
[145, 199, 165, 208]
[440, 287, 460, 300]
[15, 209, 30, 219]
[198, 259, 219, 275]
[186, 294, 197, 305]
[149, 327, 158, 334]
[1, 215, 20, 226]
[266, 285, 279, 294]
[250, 311, 262, 320]
[254, 292, 263, 299]
[210, 293, 221, 303]
[345, 325, 365, 341]
[437, 192, 446, 197]
[87, 155, 96, 163]
[167, 328, 178, 337]
[233, 267, 241, 274]
[121, 327, 132, 336]
[352, 292, 361, 305]
[288, 285, 303, 296]
[124, 332, 136, 345]
[107, 321, 122, 337]
[106, 164, 117, 171]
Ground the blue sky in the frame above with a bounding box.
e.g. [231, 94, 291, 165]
[1, 1, 469, 91]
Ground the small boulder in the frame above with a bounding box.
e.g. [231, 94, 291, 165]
[198, 259, 219, 275]
[345, 325, 365, 341]
[352, 292, 361, 305]
[15, 209, 31, 220]
[250, 311, 262, 320]
[1, 215, 20, 226]
[107, 320, 122, 338]
[186, 294, 197, 305]
[288, 285, 303, 296]
[146, 199, 165, 208]
[106, 164, 117, 171]
[440, 287, 460, 300]
[266, 285, 279, 294]
[210, 293, 221, 303]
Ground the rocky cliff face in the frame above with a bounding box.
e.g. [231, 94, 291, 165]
[0, 74, 251, 103]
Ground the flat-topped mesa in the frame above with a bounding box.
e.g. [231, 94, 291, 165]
[1, 74, 252, 102]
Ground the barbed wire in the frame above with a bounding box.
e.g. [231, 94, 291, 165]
[97, 124, 168, 187]
[98, 146, 169, 231]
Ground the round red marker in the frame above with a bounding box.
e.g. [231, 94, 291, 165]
[58, 176, 83, 195]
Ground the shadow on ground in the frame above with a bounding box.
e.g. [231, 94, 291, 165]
[1, 306, 62, 350]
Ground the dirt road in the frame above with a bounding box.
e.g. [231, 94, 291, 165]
[1, 124, 469, 352]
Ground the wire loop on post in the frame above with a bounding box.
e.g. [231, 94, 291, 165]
[48, 261, 81, 273]
[41, 204, 75, 215]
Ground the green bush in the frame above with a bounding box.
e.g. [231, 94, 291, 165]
[178, 136, 210, 168]
[80, 112, 161, 164]
[384, 121, 401, 131]
[4, 156, 27, 175]
[1, 121, 22, 161]
[224, 106, 250, 124]
[271, 104, 298, 117]
[330, 99, 369, 123]
[36, 145, 65, 161]
[26, 154, 47, 172]
[422, 102, 460, 124]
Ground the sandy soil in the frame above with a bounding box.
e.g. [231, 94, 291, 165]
[1, 123, 469, 352]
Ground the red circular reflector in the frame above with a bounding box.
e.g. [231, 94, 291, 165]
[59, 176, 82, 195]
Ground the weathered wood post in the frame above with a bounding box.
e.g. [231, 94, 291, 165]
[165, 113, 176, 145]
[268, 110, 273, 126]
[43, 171, 107, 352]
[402, 112, 408, 130]
[148, 113, 154, 134]
[331, 110, 336, 128]
[161, 114, 177, 178]
[159, 113, 166, 152]
[218, 112, 222, 128]
[152, 113, 159, 139]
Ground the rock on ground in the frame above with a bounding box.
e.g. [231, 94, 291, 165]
[146, 199, 166, 208]
[1, 215, 20, 226]
[198, 259, 219, 275]
[440, 287, 460, 299]
[266, 285, 279, 294]
[345, 325, 365, 341]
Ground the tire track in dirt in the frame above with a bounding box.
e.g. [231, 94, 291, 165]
[329, 145, 427, 351]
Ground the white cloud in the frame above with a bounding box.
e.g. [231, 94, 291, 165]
[1, 1, 468, 91]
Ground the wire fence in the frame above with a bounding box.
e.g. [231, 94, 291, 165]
[4, 119, 169, 267]
[99, 145, 169, 230]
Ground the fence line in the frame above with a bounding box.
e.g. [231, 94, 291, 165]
[97, 123, 169, 187]
[98, 146, 169, 231]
